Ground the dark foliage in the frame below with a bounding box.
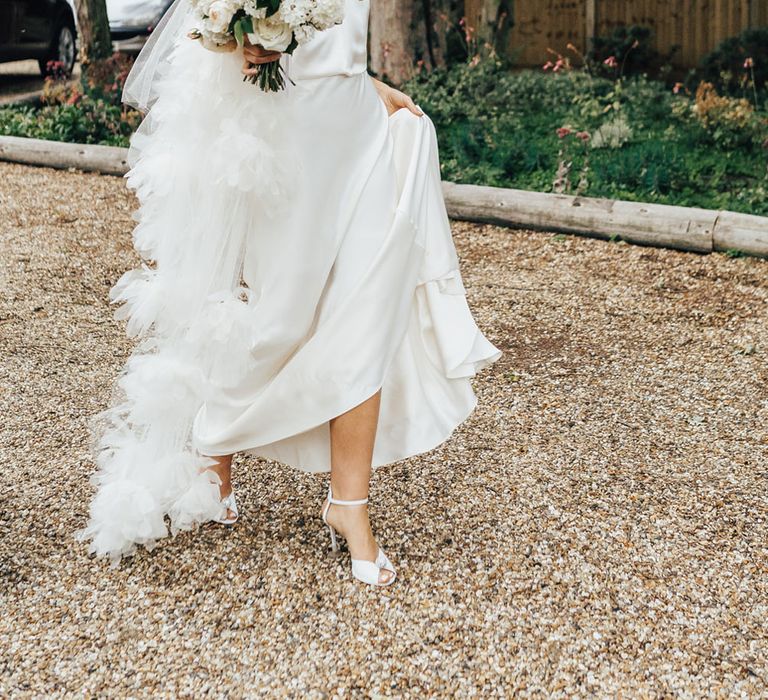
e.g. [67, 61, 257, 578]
[699, 27, 768, 99]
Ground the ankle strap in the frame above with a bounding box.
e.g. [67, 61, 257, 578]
[328, 485, 368, 507]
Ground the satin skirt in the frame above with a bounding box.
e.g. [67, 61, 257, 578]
[78, 40, 500, 561]
[192, 67, 500, 470]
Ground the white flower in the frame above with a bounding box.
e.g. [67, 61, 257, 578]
[243, 0, 267, 20]
[206, 0, 236, 34]
[247, 17, 294, 52]
[293, 23, 316, 45]
[310, 0, 345, 30]
[278, 1, 310, 27]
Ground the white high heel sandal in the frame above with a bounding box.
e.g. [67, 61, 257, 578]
[213, 491, 239, 525]
[321, 485, 397, 587]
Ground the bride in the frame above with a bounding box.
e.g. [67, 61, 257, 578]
[78, 0, 501, 586]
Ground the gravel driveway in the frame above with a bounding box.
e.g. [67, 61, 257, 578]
[1, 161, 766, 697]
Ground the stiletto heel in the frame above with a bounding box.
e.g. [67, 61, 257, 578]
[321, 485, 397, 587]
[328, 522, 339, 552]
[213, 490, 239, 525]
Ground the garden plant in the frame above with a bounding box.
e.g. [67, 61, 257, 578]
[402, 27, 768, 215]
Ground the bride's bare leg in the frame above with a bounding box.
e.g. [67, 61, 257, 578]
[325, 389, 394, 584]
[208, 454, 237, 520]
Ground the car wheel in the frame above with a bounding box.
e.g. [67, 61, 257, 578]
[39, 23, 77, 77]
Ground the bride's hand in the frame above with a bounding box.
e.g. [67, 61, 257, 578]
[196, 36, 238, 53]
[370, 77, 424, 117]
[242, 37, 282, 76]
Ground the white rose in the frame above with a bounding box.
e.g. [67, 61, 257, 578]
[247, 17, 294, 52]
[206, 0, 234, 34]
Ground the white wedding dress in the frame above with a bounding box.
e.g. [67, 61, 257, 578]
[78, 0, 501, 561]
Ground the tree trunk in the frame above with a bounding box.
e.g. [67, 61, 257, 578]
[369, 0, 466, 84]
[369, 0, 419, 84]
[74, 0, 112, 66]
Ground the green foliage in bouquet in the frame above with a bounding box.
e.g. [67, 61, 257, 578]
[230, 1, 297, 91]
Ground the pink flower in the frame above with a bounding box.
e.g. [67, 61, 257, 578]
[576, 131, 590, 142]
[543, 61, 554, 71]
[553, 58, 566, 72]
[673, 82, 683, 94]
[603, 56, 618, 68]
[744, 57, 754, 69]
[557, 127, 573, 139]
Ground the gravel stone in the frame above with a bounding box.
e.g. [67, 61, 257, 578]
[1, 162, 767, 698]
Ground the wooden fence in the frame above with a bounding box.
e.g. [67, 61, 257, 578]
[465, 0, 768, 68]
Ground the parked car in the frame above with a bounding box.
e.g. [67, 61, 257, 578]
[0, 0, 77, 75]
[107, 0, 174, 53]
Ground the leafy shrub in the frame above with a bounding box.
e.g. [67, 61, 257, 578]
[693, 81, 767, 148]
[81, 52, 136, 105]
[619, 77, 676, 126]
[1, 57, 141, 147]
[591, 116, 633, 149]
[406, 57, 582, 126]
[404, 58, 768, 215]
[700, 28, 768, 100]
[0, 99, 140, 146]
[587, 25, 674, 79]
[0, 52, 142, 146]
[669, 81, 768, 150]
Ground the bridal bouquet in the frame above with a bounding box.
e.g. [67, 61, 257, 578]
[188, 0, 345, 91]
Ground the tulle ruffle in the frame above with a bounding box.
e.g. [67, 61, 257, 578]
[76, 41, 298, 563]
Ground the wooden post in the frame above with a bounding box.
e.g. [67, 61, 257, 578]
[421, 0, 464, 70]
[469, 0, 513, 54]
[748, 0, 760, 28]
[586, 0, 597, 50]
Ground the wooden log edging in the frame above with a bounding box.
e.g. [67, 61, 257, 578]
[0, 135, 129, 177]
[443, 182, 768, 258]
[0, 135, 766, 257]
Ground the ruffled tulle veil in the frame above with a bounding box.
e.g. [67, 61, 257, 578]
[77, 15, 299, 561]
